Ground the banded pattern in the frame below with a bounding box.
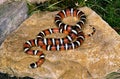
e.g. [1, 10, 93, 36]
[55, 8, 86, 31]
[23, 8, 96, 68]
[37, 28, 78, 45]
[24, 31, 85, 51]
[24, 31, 85, 68]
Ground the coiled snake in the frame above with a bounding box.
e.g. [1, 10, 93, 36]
[23, 8, 96, 68]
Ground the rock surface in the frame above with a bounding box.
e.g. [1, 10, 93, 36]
[0, 0, 7, 5]
[0, 1, 28, 45]
[0, 0, 47, 5]
[0, 7, 120, 79]
[27, 0, 48, 3]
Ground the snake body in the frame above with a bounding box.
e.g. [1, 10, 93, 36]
[23, 8, 95, 68]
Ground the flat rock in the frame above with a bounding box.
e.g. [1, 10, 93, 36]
[0, 7, 120, 79]
[0, 1, 28, 45]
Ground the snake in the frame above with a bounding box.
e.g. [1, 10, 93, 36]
[23, 8, 95, 68]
